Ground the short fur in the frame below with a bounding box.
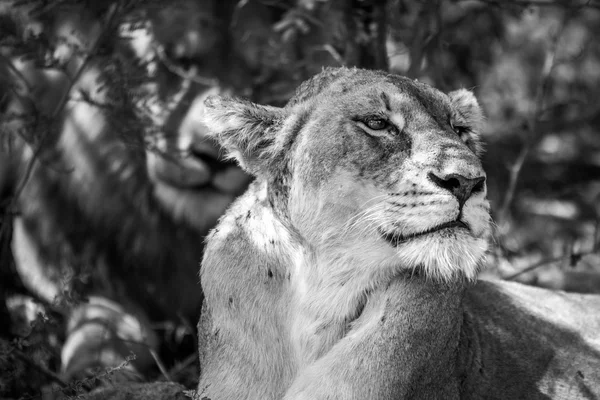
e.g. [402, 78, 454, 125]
[197, 68, 600, 399]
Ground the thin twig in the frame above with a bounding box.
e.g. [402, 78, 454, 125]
[7, 2, 122, 211]
[0, 53, 33, 94]
[154, 45, 218, 86]
[149, 348, 173, 382]
[51, 3, 121, 119]
[319, 44, 345, 66]
[137, 64, 197, 132]
[165, 353, 197, 379]
[0, 58, 40, 126]
[504, 250, 595, 280]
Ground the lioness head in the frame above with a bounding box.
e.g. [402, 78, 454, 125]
[202, 67, 490, 282]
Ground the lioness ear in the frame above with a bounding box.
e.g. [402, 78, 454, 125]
[202, 95, 284, 175]
[448, 89, 485, 155]
[448, 89, 483, 131]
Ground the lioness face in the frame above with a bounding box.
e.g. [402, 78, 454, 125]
[203, 68, 491, 282]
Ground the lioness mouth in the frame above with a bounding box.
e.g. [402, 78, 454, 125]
[380, 220, 470, 247]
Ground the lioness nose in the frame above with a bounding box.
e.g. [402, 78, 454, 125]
[428, 172, 485, 208]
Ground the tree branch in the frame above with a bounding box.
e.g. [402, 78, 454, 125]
[51, 3, 121, 119]
[504, 249, 596, 280]
[0, 53, 33, 94]
[154, 45, 219, 86]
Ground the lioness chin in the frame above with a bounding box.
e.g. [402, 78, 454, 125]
[197, 67, 600, 400]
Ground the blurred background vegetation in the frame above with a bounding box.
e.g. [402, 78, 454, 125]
[1, 0, 600, 398]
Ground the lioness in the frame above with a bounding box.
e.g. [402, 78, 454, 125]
[197, 67, 600, 399]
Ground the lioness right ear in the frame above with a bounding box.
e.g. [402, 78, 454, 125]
[202, 95, 284, 176]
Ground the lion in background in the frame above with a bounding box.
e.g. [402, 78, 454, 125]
[197, 67, 600, 399]
[0, 0, 254, 384]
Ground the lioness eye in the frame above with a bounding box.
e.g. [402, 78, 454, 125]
[450, 121, 469, 136]
[365, 117, 388, 130]
[453, 125, 469, 136]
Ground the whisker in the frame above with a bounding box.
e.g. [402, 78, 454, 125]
[342, 201, 387, 237]
[343, 198, 387, 228]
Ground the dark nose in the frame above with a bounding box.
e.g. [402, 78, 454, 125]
[428, 172, 485, 208]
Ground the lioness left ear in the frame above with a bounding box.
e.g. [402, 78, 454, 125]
[201, 95, 285, 176]
[448, 89, 485, 155]
[448, 89, 483, 132]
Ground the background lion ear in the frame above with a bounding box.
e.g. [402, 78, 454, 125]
[201, 95, 284, 175]
[448, 89, 484, 131]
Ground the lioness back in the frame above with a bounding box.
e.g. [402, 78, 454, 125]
[461, 279, 600, 399]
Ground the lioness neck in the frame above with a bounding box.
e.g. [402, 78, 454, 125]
[200, 180, 467, 398]
[348, 277, 465, 398]
[286, 209, 466, 378]
[289, 246, 464, 365]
